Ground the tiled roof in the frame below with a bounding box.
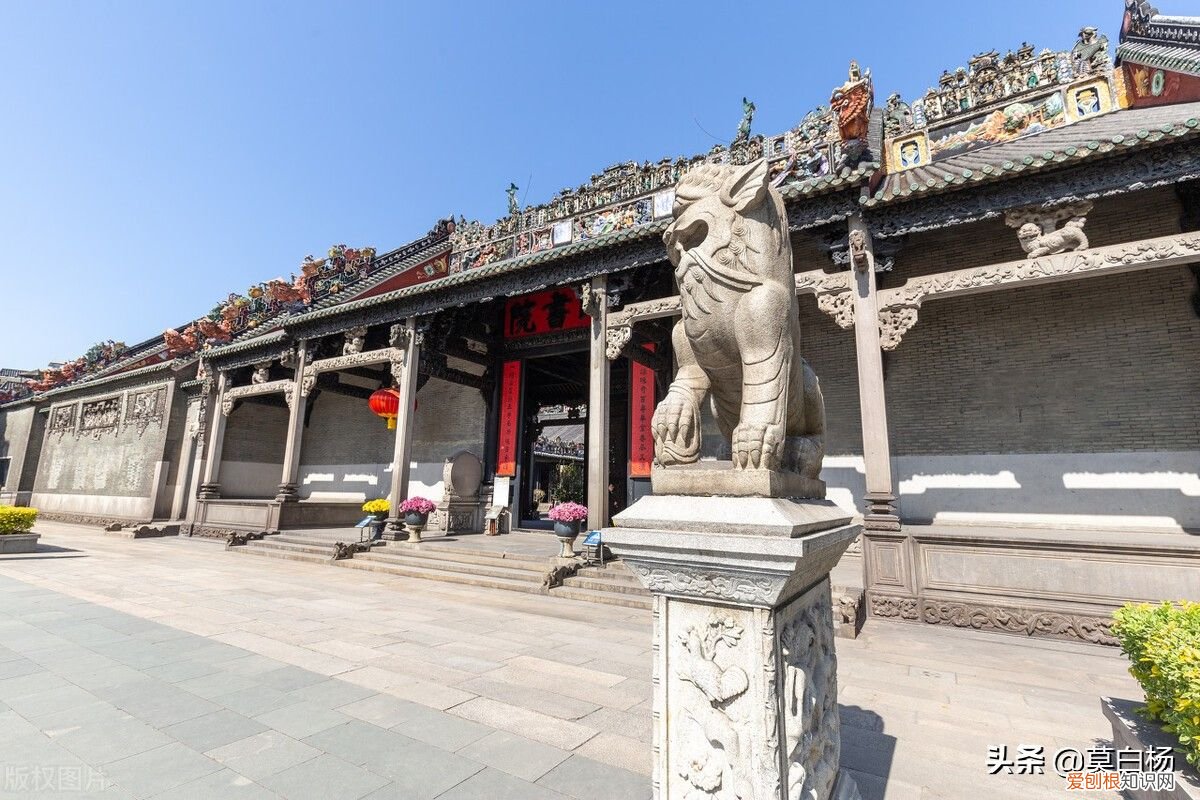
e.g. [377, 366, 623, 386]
[867, 101, 1200, 206]
[1117, 40, 1200, 76]
[295, 221, 669, 325]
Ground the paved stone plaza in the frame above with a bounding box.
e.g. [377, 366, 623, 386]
[0, 521, 1139, 799]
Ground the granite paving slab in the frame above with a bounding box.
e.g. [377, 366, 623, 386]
[0, 521, 1145, 799]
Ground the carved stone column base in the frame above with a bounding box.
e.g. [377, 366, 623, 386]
[380, 517, 407, 541]
[198, 483, 221, 500]
[863, 491, 901, 532]
[605, 495, 862, 800]
[275, 483, 299, 503]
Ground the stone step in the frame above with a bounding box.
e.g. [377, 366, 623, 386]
[559, 574, 650, 596]
[242, 540, 339, 557]
[233, 543, 331, 565]
[549, 584, 654, 610]
[353, 550, 546, 583]
[380, 544, 549, 572]
[334, 557, 546, 596]
[574, 564, 644, 584]
[272, 534, 374, 547]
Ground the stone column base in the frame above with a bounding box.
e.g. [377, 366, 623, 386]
[198, 483, 221, 500]
[275, 483, 299, 503]
[380, 517, 408, 541]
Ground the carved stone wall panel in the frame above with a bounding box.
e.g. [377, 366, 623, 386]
[79, 397, 122, 439]
[124, 387, 167, 435]
[918, 599, 1116, 645]
[48, 404, 77, 436]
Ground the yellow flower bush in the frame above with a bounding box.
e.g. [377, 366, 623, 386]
[0, 506, 38, 534]
[361, 499, 390, 514]
[1112, 601, 1200, 767]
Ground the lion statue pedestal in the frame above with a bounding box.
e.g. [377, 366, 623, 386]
[604, 158, 860, 800]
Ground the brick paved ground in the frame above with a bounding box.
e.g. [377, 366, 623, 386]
[0, 522, 1138, 799]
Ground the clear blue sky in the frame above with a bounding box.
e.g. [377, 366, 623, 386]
[0, 0, 1159, 368]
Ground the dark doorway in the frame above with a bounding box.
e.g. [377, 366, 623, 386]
[517, 349, 590, 529]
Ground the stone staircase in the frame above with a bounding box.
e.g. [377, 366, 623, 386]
[233, 530, 356, 565]
[554, 562, 652, 609]
[230, 530, 652, 609]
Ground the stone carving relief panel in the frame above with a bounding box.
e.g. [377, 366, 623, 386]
[79, 397, 122, 439]
[49, 404, 77, 436]
[667, 602, 756, 799]
[778, 584, 839, 800]
[124, 387, 167, 435]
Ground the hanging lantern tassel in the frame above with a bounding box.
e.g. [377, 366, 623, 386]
[368, 388, 401, 430]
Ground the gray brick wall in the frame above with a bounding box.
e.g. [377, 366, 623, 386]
[883, 186, 1182, 283]
[411, 377, 486, 463]
[799, 299, 862, 455]
[885, 264, 1200, 455]
[223, 400, 288, 464]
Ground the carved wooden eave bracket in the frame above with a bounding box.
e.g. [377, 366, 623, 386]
[876, 231, 1200, 350]
[603, 269, 854, 360]
[221, 379, 294, 416]
[300, 347, 406, 397]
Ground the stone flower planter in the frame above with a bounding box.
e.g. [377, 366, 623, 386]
[404, 511, 429, 544]
[0, 533, 40, 554]
[553, 520, 581, 558]
[1102, 696, 1200, 799]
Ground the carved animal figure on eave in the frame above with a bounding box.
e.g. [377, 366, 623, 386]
[163, 325, 202, 357]
[654, 158, 825, 476]
[196, 318, 232, 343]
[1018, 217, 1089, 258]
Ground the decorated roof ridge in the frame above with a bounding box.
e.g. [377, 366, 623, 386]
[1121, 1, 1200, 45]
[32, 359, 176, 403]
[291, 219, 673, 328]
[201, 236, 454, 360]
[866, 99, 1200, 206]
[448, 64, 877, 277]
[1117, 1, 1200, 78]
[880, 26, 1114, 141]
[157, 218, 455, 363]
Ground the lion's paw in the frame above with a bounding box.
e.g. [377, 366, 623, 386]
[732, 421, 784, 470]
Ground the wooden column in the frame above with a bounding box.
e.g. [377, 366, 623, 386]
[276, 341, 308, 502]
[586, 276, 610, 531]
[848, 215, 901, 531]
[385, 318, 421, 536]
[197, 370, 229, 500]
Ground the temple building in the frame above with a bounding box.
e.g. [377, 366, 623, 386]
[2, 2, 1197, 643]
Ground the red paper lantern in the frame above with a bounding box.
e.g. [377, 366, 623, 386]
[369, 388, 401, 429]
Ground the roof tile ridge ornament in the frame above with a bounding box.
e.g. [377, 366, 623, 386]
[881, 28, 1113, 140]
[449, 69, 874, 279]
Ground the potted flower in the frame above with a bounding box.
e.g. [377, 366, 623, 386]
[547, 501, 587, 558]
[398, 496, 437, 544]
[361, 498, 389, 522]
[0, 506, 39, 554]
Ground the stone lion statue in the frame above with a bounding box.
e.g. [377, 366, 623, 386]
[1017, 218, 1088, 258]
[653, 159, 825, 477]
